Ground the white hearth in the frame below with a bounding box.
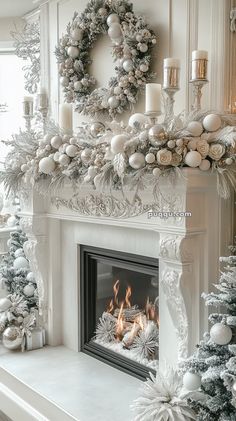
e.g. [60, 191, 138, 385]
[19, 169, 233, 371]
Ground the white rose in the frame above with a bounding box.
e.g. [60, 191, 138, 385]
[208, 143, 225, 160]
[196, 139, 209, 157]
[171, 153, 182, 166]
[156, 149, 172, 166]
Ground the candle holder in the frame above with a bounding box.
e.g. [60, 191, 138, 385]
[145, 111, 161, 126]
[163, 87, 179, 123]
[23, 99, 34, 132]
[37, 93, 49, 134]
[190, 79, 208, 111]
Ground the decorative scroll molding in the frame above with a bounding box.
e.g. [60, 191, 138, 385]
[160, 235, 193, 262]
[161, 269, 189, 359]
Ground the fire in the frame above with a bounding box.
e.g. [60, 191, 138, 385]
[145, 297, 158, 321]
[113, 280, 120, 307]
[116, 301, 124, 339]
[107, 299, 114, 314]
[125, 286, 132, 308]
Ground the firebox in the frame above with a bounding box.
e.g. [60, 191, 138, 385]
[80, 245, 159, 380]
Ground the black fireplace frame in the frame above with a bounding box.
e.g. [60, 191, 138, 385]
[80, 245, 159, 381]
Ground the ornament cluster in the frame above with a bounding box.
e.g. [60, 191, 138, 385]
[55, 0, 156, 117]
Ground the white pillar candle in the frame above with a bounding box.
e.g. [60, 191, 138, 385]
[191, 50, 208, 81]
[37, 86, 48, 109]
[163, 58, 180, 89]
[145, 83, 161, 114]
[59, 103, 73, 132]
[23, 96, 33, 116]
[192, 50, 208, 60]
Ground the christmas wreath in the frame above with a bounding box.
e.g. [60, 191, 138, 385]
[55, 0, 156, 118]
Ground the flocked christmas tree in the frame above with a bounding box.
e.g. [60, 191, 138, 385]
[0, 214, 39, 350]
[182, 242, 236, 420]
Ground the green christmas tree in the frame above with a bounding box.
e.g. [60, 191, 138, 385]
[182, 247, 236, 420]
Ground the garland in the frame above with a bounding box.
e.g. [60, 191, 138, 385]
[1, 112, 236, 200]
[55, 0, 156, 118]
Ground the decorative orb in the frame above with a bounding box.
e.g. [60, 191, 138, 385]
[139, 43, 148, 53]
[69, 137, 77, 145]
[81, 148, 92, 164]
[0, 297, 11, 312]
[87, 166, 97, 179]
[71, 27, 83, 41]
[187, 139, 197, 150]
[20, 164, 28, 173]
[184, 151, 202, 168]
[145, 153, 155, 164]
[59, 154, 70, 166]
[44, 133, 53, 143]
[114, 86, 122, 95]
[123, 59, 133, 72]
[66, 145, 78, 158]
[111, 134, 129, 154]
[13, 256, 29, 270]
[203, 114, 222, 132]
[108, 95, 119, 109]
[51, 135, 63, 149]
[2, 326, 23, 350]
[226, 157, 233, 165]
[129, 152, 145, 169]
[63, 134, 71, 143]
[140, 64, 149, 72]
[128, 113, 147, 128]
[67, 46, 80, 59]
[183, 372, 201, 391]
[187, 121, 203, 137]
[53, 151, 60, 162]
[139, 131, 148, 142]
[167, 140, 176, 149]
[148, 125, 167, 147]
[23, 283, 35, 297]
[153, 168, 161, 176]
[7, 216, 17, 227]
[26, 272, 36, 283]
[176, 139, 184, 147]
[39, 157, 56, 174]
[60, 76, 69, 87]
[14, 248, 24, 258]
[210, 323, 232, 345]
[108, 23, 122, 39]
[90, 122, 105, 138]
[199, 159, 211, 171]
[107, 13, 120, 27]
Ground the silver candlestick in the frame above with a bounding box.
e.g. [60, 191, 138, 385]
[23, 97, 34, 132]
[37, 92, 49, 134]
[190, 51, 208, 111]
[163, 87, 179, 123]
[190, 79, 208, 111]
[145, 111, 161, 126]
[163, 59, 180, 123]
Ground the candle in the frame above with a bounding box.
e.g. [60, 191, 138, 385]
[191, 50, 208, 81]
[145, 83, 161, 114]
[163, 58, 180, 89]
[59, 103, 73, 131]
[23, 96, 33, 116]
[37, 86, 48, 109]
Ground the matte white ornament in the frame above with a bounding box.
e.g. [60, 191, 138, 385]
[226, 158, 233, 165]
[74, 81, 82, 91]
[153, 168, 161, 176]
[7, 216, 17, 227]
[53, 152, 60, 162]
[183, 372, 201, 391]
[187, 121, 203, 137]
[87, 166, 97, 179]
[67, 46, 80, 58]
[111, 134, 129, 154]
[128, 113, 147, 128]
[129, 152, 145, 169]
[199, 159, 211, 171]
[203, 114, 222, 132]
[210, 323, 232, 345]
[108, 96, 119, 109]
[81, 148, 92, 163]
[39, 157, 56, 174]
[44, 133, 53, 143]
[14, 248, 24, 258]
[66, 145, 77, 157]
[108, 23, 122, 39]
[123, 59, 133, 72]
[23, 283, 35, 297]
[107, 13, 120, 26]
[187, 139, 197, 150]
[71, 28, 83, 41]
[60, 76, 69, 87]
[167, 140, 176, 149]
[69, 137, 77, 145]
[51, 135, 63, 149]
[139, 43, 148, 52]
[21, 164, 28, 172]
[184, 151, 202, 168]
[0, 297, 11, 312]
[13, 256, 29, 270]
[59, 154, 70, 166]
[145, 153, 155, 164]
[63, 134, 71, 143]
[26, 272, 36, 283]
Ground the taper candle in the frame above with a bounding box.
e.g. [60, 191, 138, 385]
[163, 58, 180, 89]
[191, 50, 208, 81]
[145, 83, 161, 114]
[59, 103, 72, 131]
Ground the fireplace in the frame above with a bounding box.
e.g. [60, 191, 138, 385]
[80, 245, 159, 380]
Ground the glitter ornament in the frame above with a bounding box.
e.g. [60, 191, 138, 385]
[0, 297, 11, 312]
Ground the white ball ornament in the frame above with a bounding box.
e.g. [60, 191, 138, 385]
[199, 159, 211, 171]
[26, 272, 36, 283]
[53, 151, 60, 162]
[139, 131, 148, 142]
[184, 151, 202, 168]
[108, 23, 122, 39]
[129, 152, 145, 169]
[14, 248, 24, 258]
[226, 157, 233, 165]
[7, 216, 17, 227]
[69, 137, 77, 145]
[51, 135, 62, 149]
[153, 168, 161, 176]
[210, 323, 232, 345]
[0, 297, 11, 312]
[67, 46, 80, 59]
[167, 140, 176, 149]
[203, 114, 222, 132]
[44, 133, 53, 143]
[108, 96, 119, 109]
[128, 113, 147, 128]
[140, 64, 149, 72]
[60, 76, 69, 87]
[145, 153, 155, 164]
[187, 139, 197, 151]
[107, 14, 120, 26]
[183, 372, 201, 391]
[81, 148, 92, 164]
[123, 59, 133, 72]
[111, 134, 129, 154]
[62, 134, 71, 143]
[65, 145, 77, 157]
[139, 43, 148, 53]
[87, 166, 97, 179]
[114, 86, 122, 95]
[21, 164, 28, 172]
[187, 121, 203, 137]
[13, 256, 29, 270]
[59, 154, 70, 166]
[23, 283, 35, 297]
[39, 157, 56, 174]
[71, 27, 83, 41]
[74, 81, 82, 91]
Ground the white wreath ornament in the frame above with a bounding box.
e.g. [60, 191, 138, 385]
[55, 0, 156, 118]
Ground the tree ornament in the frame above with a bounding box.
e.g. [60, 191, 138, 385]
[108, 23, 122, 40]
[39, 157, 56, 174]
[203, 114, 222, 132]
[81, 148, 92, 164]
[187, 139, 197, 150]
[0, 297, 11, 312]
[65, 145, 78, 158]
[184, 151, 202, 168]
[183, 372, 201, 391]
[87, 166, 97, 179]
[107, 14, 120, 26]
[21, 164, 28, 172]
[7, 216, 17, 227]
[145, 153, 155, 164]
[123, 59, 133, 72]
[2, 326, 23, 350]
[53, 151, 60, 162]
[51, 135, 63, 149]
[226, 157, 233, 165]
[59, 154, 70, 166]
[60, 76, 69, 87]
[90, 122, 105, 138]
[187, 121, 203, 137]
[13, 256, 29, 270]
[71, 27, 83, 41]
[153, 168, 161, 176]
[128, 113, 147, 128]
[199, 159, 211, 171]
[210, 323, 232, 345]
[129, 152, 145, 169]
[108, 96, 119, 109]
[67, 46, 80, 58]
[148, 125, 167, 147]
[26, 272, 36, 283]
[14, 248, 24, 258]
[110, 134, 128, 154]
[23, 283, 35, 297]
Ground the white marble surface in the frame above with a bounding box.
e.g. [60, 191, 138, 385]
[0, 345, 141, 421]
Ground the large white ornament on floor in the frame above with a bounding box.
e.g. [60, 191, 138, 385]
[210, 323, 232, 345]
[39, 157, 56, 174]
[2, 326, 23, 350]
[111, 134, 129, 154]
[183, 372, 201, 391]
[0, 297, 11, 312]
[203, 114, 222, 132]
[13, 256, 29, 270]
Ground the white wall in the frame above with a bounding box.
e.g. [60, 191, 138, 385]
[0, 17, 24, 48]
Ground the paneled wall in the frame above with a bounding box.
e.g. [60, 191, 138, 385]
[39, 0, 233, 129]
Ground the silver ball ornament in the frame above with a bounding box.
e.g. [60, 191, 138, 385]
[2, 326, 23, 350]
[148, 125, 167, 147]
[123, 59, 133, 72]
[60, 76, 70, 87]
[67, 46, 80, 59]
[107, 14, 120, 27]
[90, 122, 105, 138]
[108, 96, 119, 109]
[210, 323, 232, 345]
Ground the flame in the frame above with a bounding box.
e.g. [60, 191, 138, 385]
[145, 297, 157, 321]
[116, 301, 124, 339]
[137, 314, 145, 331]
[113, 280, 120, 307]
[125, 286, 132, 308]
[107, 299, 114, 314]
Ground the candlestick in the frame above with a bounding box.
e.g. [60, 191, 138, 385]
[59, 103, 73, 133]
[23, 96, 33, 132]
[145, 83, 161, 114]
[163, 58, 180, 124]
[190, 50, 208, 111]
[37, 87, 49, 134]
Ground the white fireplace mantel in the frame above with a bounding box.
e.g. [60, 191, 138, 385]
[19, 169, 234, 369]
